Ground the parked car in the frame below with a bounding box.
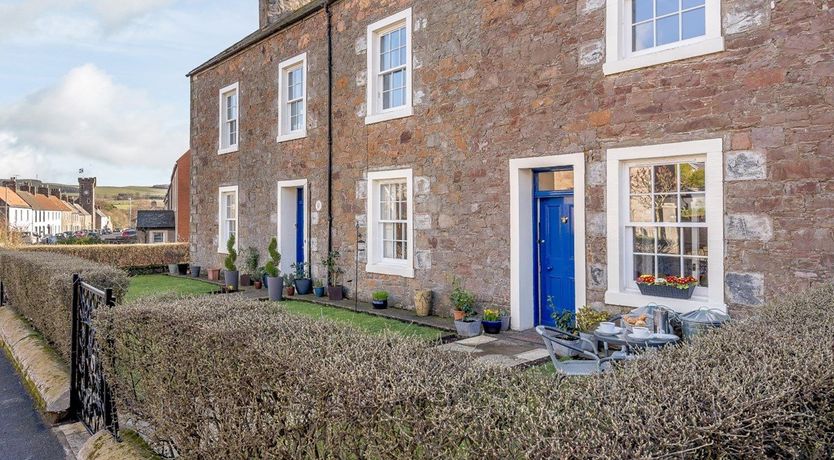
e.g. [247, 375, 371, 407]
[74, 230, 87, 238]
[121, 228, 137, 238]
[20, 232, 38, 244]
[87, 232, 100, 240]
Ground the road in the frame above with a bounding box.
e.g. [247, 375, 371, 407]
[0, 350, 66, 460]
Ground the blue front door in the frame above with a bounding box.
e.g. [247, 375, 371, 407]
[295, 187, 304, 265]
[537, 195, 575, 326]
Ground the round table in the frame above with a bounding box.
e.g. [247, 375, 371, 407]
[593, 330, 680, 357]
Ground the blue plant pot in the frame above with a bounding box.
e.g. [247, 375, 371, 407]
[482, 320, 503, 334]
[313, 287, 326, 297]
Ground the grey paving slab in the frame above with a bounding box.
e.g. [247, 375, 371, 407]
[516, 348, 551, 362]
[0, 349, 66, 460]
[456, 335, 498, 346]
[475, 354, 527, 368]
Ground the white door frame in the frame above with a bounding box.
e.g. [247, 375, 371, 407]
[509, 153, 586, 331]
[276, 179, 309, 275]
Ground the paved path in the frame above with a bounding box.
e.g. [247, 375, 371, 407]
[0, 350, 66, 460]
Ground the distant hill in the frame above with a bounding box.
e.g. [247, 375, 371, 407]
[13, 180, 166, 200]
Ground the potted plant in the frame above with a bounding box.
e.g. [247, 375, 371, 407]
[414, 289, 432, 317]
[291, 262, 312, 295]
[223, 234, 239, 291]
[207, 268, 220, 281]
[454, 314, 481, 338]
[322, 251, 344, 301]
[372, 291, 389, 309]
[500, 309, 511, 331]
[313, 279, 325, 297]
[550, 297, 579, 357]
[284, 274, 295, 296]
[575, 305, 610, 352]
[241, 246, 260, 286]
[449, 278, 475, 321]
[177, 263, 189, 276]
[167, 263, 178, 275]
[482, 309, 502, 334]
[636, 274, 698, 299]
[190, 264, 201, 278]
[264, 237, 282, 301]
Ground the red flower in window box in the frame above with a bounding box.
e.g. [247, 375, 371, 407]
[636, 274, 698, 299]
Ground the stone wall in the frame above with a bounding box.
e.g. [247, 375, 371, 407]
[191, 0, 834, 316]
[259, 0, 316, 29]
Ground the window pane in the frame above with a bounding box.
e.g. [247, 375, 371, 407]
[682, 227, 708, 256]
[633, 227, 655, 253]
[685, 257, 709, 287]
[633, 22, 654, 51]
[656, 227, 680, 254]
[680, 162, 705, 191]
[654, 164, 677, 193]
[629, 167, 652, 193]
[630, 195, 653, 222]
[656, 0, 679, 16]
[657, 256, 682, 278]
[654, 194, 678, 223]
[537, 170, 574, 191]
[681, 193, 706, 223]
[634, 254, 655, 279]
[682, 0, 704, 8]
[682, 7, 706, 40]
[632, 0, 653, 22]
[656, 14, 680, 46]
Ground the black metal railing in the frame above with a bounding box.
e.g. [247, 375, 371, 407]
[71, 274, 119, 437]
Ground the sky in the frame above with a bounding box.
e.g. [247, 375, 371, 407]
[0, 0, 257, 186]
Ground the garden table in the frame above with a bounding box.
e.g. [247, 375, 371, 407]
[593, 331, 680, 357]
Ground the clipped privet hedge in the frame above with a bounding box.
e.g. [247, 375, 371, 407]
[0, 250, 128, 361]
[98, 289, 834, 459]
[20, 243, 189, 269]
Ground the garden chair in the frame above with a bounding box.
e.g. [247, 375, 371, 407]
[535, 325, 622, 377]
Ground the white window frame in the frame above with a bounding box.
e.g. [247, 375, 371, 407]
[365, 8, 413, 125]
[218, 82, 240, 154]
[277, 53, 308, 143]
[218, 185, 238, 254]
[603, 0, 723, 75]
[366, 168, 414, 278]
[149, 230, 167, 244]
[606, 138, 725, 313]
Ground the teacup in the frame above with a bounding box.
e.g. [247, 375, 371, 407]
[597, 321, 616, 333]
[632, 326, 651, 338]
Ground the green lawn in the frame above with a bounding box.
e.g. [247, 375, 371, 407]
[125, 275, 444, 341]
[125, 274, 218, 303]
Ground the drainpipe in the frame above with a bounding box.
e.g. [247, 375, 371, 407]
[324, 0, 334, 264]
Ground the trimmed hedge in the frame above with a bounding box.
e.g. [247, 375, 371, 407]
[20, 243, 189, 269]
[0, 250, 128, 361]
[98, 288, 834, 459]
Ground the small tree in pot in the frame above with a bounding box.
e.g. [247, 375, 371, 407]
[264, 237, 282, 301]
[240, 246, 260, 286]
[223, 234, 239, 291]
[322, 251, 344, 301]
[291, 262, 312, 295]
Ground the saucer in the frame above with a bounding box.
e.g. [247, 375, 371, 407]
[627, 333, 654, 340]
[595, 326, 622, 336]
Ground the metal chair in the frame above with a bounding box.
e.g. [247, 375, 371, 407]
[535, 325, 621, 377]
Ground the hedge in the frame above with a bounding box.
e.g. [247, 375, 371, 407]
[0, 250, 129, 361]
[20, 243, 189, 269]
[97, 288, 834, 459]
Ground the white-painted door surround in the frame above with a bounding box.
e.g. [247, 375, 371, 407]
[510, 153, 586, 331]
[276, 179, 309, 275]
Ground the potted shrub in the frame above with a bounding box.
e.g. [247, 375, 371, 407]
[450, 278, 475, 321]
[190, 264, 201, 278]
[177, 263, 189, 276]
[291, 262, 312, 295]
[322, 251, 344, 301]
[575, 305, 610, 352]
[264, 238, 282, 301]
[454, 314, 481, 338]
[207, 268, 220, 281]
[241, 247, 260, 286]
[313, 279, 325, 297]
[636, 274, 698, 299]
[167, 263, 178, 275]
[223, 234, 239, 291]
[500, 309, 511, 331]
[482, 309, 502, 334]
[372, 291, 389, 309]
[549, 297, 580, 357]
[284, 274, 295, 296]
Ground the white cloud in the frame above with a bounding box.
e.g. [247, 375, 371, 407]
[0, 64, 187, 184]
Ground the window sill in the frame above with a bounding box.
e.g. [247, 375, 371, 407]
[366, 262, 414, 278]
[218, 146, 239, 155]
[604, 289, 726, 314]
[603, 37, 725, 76]
[365, 106, 413, 125]
[276, 130, 307, 143]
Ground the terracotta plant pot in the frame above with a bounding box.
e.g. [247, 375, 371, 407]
[414, 290, 432, 317]
[286, 286, 295, 296]
[254, 281, 262, 289]
[452, 309, 466, 321]
[207, 268, 220, 281]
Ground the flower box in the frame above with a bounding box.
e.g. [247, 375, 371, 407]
[637, 283, 696, 299]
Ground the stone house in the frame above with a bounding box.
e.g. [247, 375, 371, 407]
[165, 151, 192, 242]
[188, 0, 834, 329]
[136, 210, 177, 244]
